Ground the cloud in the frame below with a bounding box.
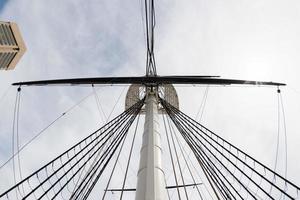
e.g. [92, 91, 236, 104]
[0, 0, 300, 199]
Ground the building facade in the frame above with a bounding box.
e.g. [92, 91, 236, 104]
[0, 21, 26, 70]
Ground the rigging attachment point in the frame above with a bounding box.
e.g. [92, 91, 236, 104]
[125, 84, 179, 113]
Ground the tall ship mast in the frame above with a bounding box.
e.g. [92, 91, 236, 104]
[0, 0, 299, 199]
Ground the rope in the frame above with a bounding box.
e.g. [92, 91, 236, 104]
[0, 88, 102, 170]
[167, 115, 189, 199]
[166, 101, 267, 199]
[169, 117, 204, 200]
[144, 0, 157, 76]
[120, 114, 141, 199]
[70, 101, 143, 199]
[195, 86, 209, 122]
[92, 84, 107, 124]
[79, 104, 142, 200]
[11, 88, 19, 186]
[177, 120, 237, 199]
[279, 90, 288, 180]
[161, 97, 300, 199]
[70, 86, 127, 197]
[106, 86, 127, 122]
[162, 114, 181, 199]
[11, 87, 21, 199]
[0, 99, 144, 199]
[171, 116, 215, 200]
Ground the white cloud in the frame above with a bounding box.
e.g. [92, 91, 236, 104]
[0, 0, 300, 199]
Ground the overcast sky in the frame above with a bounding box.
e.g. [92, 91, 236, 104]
[0, 0, 300, 199]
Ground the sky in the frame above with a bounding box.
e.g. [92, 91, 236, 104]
[0, 0, 7, 12]
[0, 0, 300, 199]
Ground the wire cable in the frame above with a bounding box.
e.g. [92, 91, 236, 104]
[195, 86, 209, 122]
[0, 99, 144, 199]
[162, 97, 300, 199]
[169, 117, 204, 200]
[0, 88, 105, 170]
[171, 115, 214, 200]
[11, 88, 20, 199]
[279, 90, 288, 181]
[79, 104, 142, 200]
[167, 115, 189, 200]
[120, 113, 141, 199]
[162, 114, 182, 199]
[92, 84, 107, 124]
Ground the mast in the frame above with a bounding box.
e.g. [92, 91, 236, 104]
[135, 89, 168, 200]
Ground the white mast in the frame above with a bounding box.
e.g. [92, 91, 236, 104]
[135, 90, 168, 200]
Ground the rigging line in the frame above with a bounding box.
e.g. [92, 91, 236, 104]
[0, 89, 99, 170]
[167, 114, 189, 200]
[162, 102, 224, 200]
[164, 98, 300, 192]
[169, 116, 215, 200]
[178, 85, 209, 189]
[164, 101, 251, 199]
[80, 130, 131, 200]
[273, 89, 281, 173]
[67, 126, 129, 199]
[11, 88, 20, 190]
[179, 86, 209, 175]
[50, 164, 67, 200]
[74, 104, 142, 198]
[72, 86, 128, 196]
[101, 112, 140, 200]
[99, 115, 131, 200]
[11, 88, 23, 200]
[199, 86, 209, 123]
[106, 86, 127, 122]
[144, 0, 150, 74]
[120, 113, 140, 199]
[270, 89, 281, 196]
[66, 109, 139, 199]
[178, 126, 230, 200]
[179, 126, 238, 200]
[41, 110, 137, 200]
[80, 106, 142, 200]
[72, 133, 121, 199]
[162, 114, 182, 200]
[150, 0, 156, 74]
[74, 120, 129, 198]
[0, 101, 141, 199]
[35, 173, 52, 200]
[164, 173, 172, 200]
[165, 107, 236, 200]
[92, 84, 107, 124]
[15, 87, 25, 197]
[174, 107, 291, 200]
[167, 103, 290, 200]
[169, 117, 204, 200]
[279, 90, 288, 186]
[167, 104, 267, 200]
[277, 88, 288, 199]
[71, 101, 144, 200]
[195, 86, 209, 122]
[44, 168, 61, 199]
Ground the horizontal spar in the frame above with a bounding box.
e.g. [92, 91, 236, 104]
[104, 183, 203, 192]
[12, 75, 286, 86]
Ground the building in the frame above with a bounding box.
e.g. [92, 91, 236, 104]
[0, 21, 26, 70]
